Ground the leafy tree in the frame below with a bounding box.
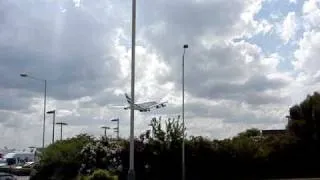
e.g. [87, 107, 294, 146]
[287, 92, 320, 144]
[80, 137, 123, 175]
[31, 133, 95, 180]
[237, 128, 261, 138]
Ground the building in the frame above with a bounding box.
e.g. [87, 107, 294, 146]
[261, 129, 288, 136]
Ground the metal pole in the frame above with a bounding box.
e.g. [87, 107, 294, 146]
[128, 0, 136, 179]
[20, 74, 47, 148]
[117, 120, 120, 139]
[182, 45, 188, 180]
[43, 80, 47, 148]
[104, 128, 107, 137]
[52, 111, 55, 144]
[60, 123, 63, 141]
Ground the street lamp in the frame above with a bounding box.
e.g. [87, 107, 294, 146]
[113, 127, 119, 134]
[56, 122, 68, 141]
[47, 110, 56, 144]
[111, 118, 120, 139]
[182, 44, 188, 180]
[101, 126, 110, 137]
[128, 0, 136, 179]
[20, 73, 47, 148]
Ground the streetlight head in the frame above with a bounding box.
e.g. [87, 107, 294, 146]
[183, 44, 188, 49]
[101, 126, 110, 129]
[47, 110, 55, 114]
[20, 74, 28, 77]
[111, 118, 119, 122]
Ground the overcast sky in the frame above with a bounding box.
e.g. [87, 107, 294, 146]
[0, 0, 319, 149]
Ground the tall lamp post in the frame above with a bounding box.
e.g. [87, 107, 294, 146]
[101, 126, 110, 137]
[182, 44, 188, 180]
[111, 118, 120, 139]
[113, 128, 119, 139]
[47, 110, 56, 144]
[20, 73, 47, 148]
[56, 122, 68, 141]
[128, 0, 136, 179]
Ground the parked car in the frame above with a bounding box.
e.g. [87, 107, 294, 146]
[0, 152, 34, 167]
[0, 172, 17, 180]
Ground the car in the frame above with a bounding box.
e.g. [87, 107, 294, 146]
[0, 172, 17, 180]
[22, 162, 34, 168]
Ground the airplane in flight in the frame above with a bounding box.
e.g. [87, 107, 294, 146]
[123, 93, 168, 112]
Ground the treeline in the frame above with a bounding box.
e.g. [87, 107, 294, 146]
[30, 92, 320, 180]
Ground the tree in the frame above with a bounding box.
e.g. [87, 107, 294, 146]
[287, 92, 320, 143]
[237, 128, 261, 138]
[31, 133, 95, 180]
[80, 137, 123, 175]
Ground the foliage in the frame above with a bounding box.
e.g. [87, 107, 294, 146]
[32, 91, 320, 180]
[287, 92, 320, 143]
[31, 133, 95, 180]
[80, 137, 123, 175]
[87, 169, 118, 180]
[237, 128, 261, 138]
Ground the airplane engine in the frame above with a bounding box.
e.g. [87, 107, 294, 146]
[156, 105, 160, 109]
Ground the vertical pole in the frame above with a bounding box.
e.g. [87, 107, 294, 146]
[117, 119, 120, 139]
[182, 47, 186, 180]
[104, 128, 107, 137]
[43, 80, 47, 148]
[128, 0, 136, 179]
[52, 111, 55, 144]
[60, 124, 63, 141]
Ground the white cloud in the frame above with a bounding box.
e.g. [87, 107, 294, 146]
[289, 0, 297, 4]
[294, 31, 320, 73]
[0, 0, 316, 149]
[280, 12, 297, 44]
[302, 0, 320, 30]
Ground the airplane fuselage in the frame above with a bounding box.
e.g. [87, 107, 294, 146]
[124, 93, 167, 112]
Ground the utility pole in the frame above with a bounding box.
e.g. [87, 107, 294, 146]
[128, 0, 136, 179]
[47, 110, 56, 144]
[111, 118, 120, 139]
[182, 44, 188, 180]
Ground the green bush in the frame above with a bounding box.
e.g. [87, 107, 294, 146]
[88, 169, 118, 180]
[32, 133, 95, 180]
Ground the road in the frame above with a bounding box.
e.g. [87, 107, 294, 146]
[15, 176, 320, 180]
[269, 178, 320, 180]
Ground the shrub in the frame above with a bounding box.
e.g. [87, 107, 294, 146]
[32, 133, 95, 179]
[88, 169, 118, 180]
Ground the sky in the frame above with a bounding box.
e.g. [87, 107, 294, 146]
[0, 0, 320, 149]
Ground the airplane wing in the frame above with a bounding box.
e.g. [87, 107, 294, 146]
[148, 101, 168, 109]
[136, 101, 158, 109]
[123, 93, 168, 111]
[108, 104, 130, 109]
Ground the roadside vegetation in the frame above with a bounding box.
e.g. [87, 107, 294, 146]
[30, 92, 320, 180]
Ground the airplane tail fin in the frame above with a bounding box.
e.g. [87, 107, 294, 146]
[125, 93, 132, 104]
